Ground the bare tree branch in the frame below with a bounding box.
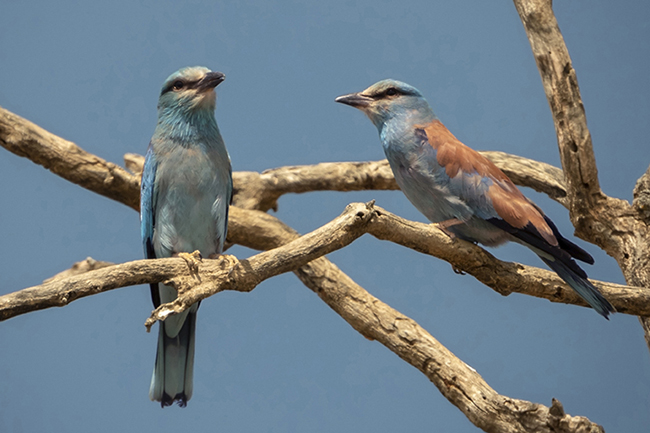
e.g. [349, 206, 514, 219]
[297, 256, 605, 433]
[633, 164, 650, 223]
[231, 151, 570, 211]
[513, 0, 602, 216]
[513, 0, 650, 354]
[4, 201, 647, 323]
[0, 257, 179, 320]
[43, 257, 116, 283]
[1, 105, 568, 215]
[1, 101, 568, 216]
[366, 206, 648, 316]
[512, 0, 649, 257]
[125, 150, 568, 212]
[230, 203, 610, 433]
[0, 106, 140, 211]
[0, 203, 371, 321]
[0, 202, 372, 321]
[0, 201, 607, 433]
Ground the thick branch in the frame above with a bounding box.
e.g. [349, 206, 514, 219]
[633, 164, 650, 223]
[295, 258, 604, 433]
[6, 203, 646, 323]
[0, 106, 140, 211]
[226, 205, 609, 433]
[513, 0, 601, 215]
[126, 151, 568, 212]
[0, 203, 374, 322]
[512, 0, 645, 256]
[0, 257, 180, 320]
[1, 106, 568, 215]
[228, 205, 608, 432]
[366, 207, 648, 316]
[230, 206, 646, 316]
[235, 152, 569, 211]
[514, 0, 650, 353]
[43, 257, 116, 283]
[233, 161, 397, 211]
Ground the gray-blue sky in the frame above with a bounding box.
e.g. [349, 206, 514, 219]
[1, 1, 648, 431]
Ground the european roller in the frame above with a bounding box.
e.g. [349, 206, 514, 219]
[140, 66, 232, 406]
[336, 79, 614, 318]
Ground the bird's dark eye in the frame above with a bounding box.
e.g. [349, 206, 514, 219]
[172, 80, 184, 91]
[385, 87, 398, 96]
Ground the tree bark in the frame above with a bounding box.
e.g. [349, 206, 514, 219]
[514, 0, 650, 351]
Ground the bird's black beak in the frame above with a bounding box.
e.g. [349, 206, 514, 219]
[197, 71, 226, 92]
[335, 92, 372, 108]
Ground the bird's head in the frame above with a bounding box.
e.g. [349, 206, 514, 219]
[157, 66, 225, 116]
[335, 79, 433, 129]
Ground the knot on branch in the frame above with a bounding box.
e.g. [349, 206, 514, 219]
[395, 317, 419, 345]
[103, 172, 114, 186]
[633, 165, 650, 223]
[545, 397, 605, 433]
[43, 257, 115, 283]
[124, 153, 144, 175]
[351, 200, 376, 220]
[549, 398, 565, 417]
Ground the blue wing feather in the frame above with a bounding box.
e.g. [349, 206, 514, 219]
[140, 143, 160, 307]
[141, 143, 157, 260]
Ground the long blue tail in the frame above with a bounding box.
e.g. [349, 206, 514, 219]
[149, 308, 196, 407]
[539, 256, 614, 319]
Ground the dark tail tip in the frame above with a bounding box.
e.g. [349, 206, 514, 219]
[160, 392, 188, 408]
[539, 256, 615, 319]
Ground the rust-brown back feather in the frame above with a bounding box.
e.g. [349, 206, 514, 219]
[417, 120, 557, 246]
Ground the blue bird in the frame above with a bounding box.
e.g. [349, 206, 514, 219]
[141, 66, 232, 406]
[336, 79, 614, 318]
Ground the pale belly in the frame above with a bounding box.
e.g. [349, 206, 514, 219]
[152, 147, 230, 258]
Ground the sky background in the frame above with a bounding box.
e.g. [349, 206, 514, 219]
[1, 1, 649, 432]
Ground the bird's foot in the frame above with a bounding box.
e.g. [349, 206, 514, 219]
[206, 253, 239, 270]
[176, 250, 203, 274]
[452, 265, 466, 275]
[436, 218, 463, 239]
[221, 254, 241, 272]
